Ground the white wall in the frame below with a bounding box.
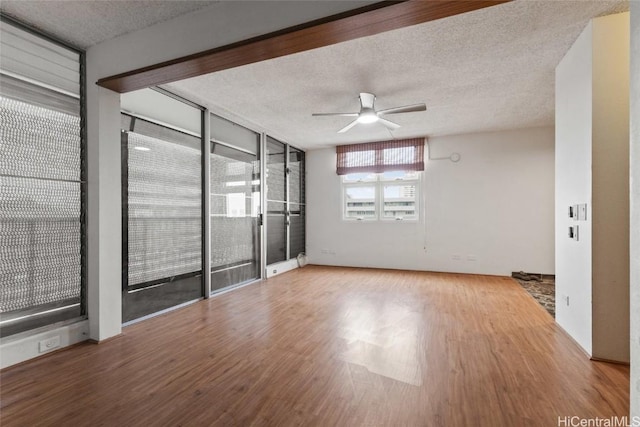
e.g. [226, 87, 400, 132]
[307, 127, 555, 277]
[555, 22, 594, 356]
[630, 1, 640, 418]
[555, 13, 630, 363]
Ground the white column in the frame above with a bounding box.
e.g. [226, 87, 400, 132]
[86, 49, 122, 341]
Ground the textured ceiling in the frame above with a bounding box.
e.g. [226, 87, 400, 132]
[0, 0, 217, 49]
[165, 0, 628, 150]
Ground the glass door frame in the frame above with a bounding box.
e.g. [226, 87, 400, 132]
[207, 113, 263, 296]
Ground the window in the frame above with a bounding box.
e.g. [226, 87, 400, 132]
[337, 138, 424, 222]
[343, 170, 420, 221]
[120, 89, 204, 322]
[0, 19, 85, 337]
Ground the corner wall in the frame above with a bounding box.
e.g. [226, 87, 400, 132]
[555, 21, 594, 355]
[306, 126, 555, 277]
[555, 12, 630, 362]
[630, 0, 640, 418]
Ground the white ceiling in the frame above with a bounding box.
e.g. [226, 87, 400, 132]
[0, 0, 217, 49]
[165, 0, 628, 150]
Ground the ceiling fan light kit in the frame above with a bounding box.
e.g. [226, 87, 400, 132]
[312, 92, 426, 133]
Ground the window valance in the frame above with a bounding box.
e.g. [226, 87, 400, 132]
[336, 138, 425, 175]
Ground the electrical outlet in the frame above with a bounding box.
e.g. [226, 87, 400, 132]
[568, 226, 579, 241]
[39, 336, 60, 353]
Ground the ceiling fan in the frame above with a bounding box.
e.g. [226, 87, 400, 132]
[312, 92, 426, 133]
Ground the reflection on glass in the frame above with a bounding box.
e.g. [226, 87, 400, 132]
[344, 186, 376, 219]
[383, 184, 417, 219]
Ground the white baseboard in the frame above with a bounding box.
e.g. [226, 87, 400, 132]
[0, 320, 89, 369]
[266, 259, 299, 278]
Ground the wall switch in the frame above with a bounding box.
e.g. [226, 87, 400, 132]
[577, 203, 587, 221]
[39, 336, 60, 353]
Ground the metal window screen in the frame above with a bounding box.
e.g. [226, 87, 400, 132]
[0, 97, 81, 314]
[210, 151, 259, 268]
[126, 131, 202, 286]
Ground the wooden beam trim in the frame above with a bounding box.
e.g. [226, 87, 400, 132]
[97, 0, 509, 93]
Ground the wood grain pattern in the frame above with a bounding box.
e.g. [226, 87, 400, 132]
[0, 266, 628, 426]
[97, 1, 509, 93]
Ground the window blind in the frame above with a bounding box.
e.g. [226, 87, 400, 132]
[336, 138, 425, 175]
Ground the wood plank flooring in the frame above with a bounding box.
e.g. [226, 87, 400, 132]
[0, 266, 629, 426]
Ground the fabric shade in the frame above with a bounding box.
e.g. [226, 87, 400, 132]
[336, 138, 425, 175]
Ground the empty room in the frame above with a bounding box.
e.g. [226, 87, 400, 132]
[1, 1, 639, 426]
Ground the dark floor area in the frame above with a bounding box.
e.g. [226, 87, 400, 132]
[513, 273, 555, 317]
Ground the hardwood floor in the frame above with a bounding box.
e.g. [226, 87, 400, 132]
[0, 266, 629, 426]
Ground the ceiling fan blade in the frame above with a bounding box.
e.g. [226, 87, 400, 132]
[359, 93, 376, 109]
[377, 103, 427, 115]
[378, 117, 400, 131]
[312, 112, 359, 117]
[337, 119, 360, 133]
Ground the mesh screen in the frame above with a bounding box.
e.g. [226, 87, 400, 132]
[267, 201, 287, 265]
[267, 138, 286, 202]
[289, 203, 305, 258]
[127, 132, 202, 286]
[0, 97, 81, 313]
[289, 148, 305, 205]
[1, 97, 81, 181]
[210, 150, 260, 269]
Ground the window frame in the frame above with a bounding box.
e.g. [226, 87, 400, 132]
[341, 171, 420, 222]
[0, 15, 87, 338]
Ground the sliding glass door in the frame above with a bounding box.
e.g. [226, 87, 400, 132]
[210, 114, 261, 292]
[266, 137, 287, 265]
[120, 89, 204, 322]
[266, 137, 306, 267]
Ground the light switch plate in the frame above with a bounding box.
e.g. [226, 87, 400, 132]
[577, 203, 587, 221]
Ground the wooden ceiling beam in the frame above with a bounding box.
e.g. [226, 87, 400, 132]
[97, 0, 509, 93]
